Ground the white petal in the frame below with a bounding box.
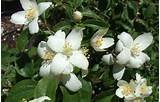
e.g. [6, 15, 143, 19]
[29, 18, 39, 34]
[115, 40, 124, 52]
[126, 56, 144, 68]
[37, 41, 47, 59]
[113, 64, 125, 80]
[118, 32, 133, 48]
[102, 54, 114, 65]
[38, 2, 52, 15]
[116, 48, 131, 65]
[20, 0, 34, 10]
[69, 51, 89, 70]
[62, 73, 82, 92]
[10, 11, 27, 24]
[99, 37, 114, 49]
[116, 88, 124, 98]
[29, 96, 51, 102]
[117, 80, 128, 86]
[39, 62, 51, 77]
[134, 33, 153, 50]
[66, 28, 84, 50]
[47, 30, 65, 52]
[50, 53, 73, 75]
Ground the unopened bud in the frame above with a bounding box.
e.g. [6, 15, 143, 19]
[73, 11, 83, 22]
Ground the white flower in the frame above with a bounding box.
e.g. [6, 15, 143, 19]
[116, 80, 135, 100]
[37, 28, 89, 92]
[134, 73, 152, 98]
[116, 32, 153, 68]
[10, 0, 52, 34]
[124, 98, 146, 102]
[29, 96, 51, 102]
[91, 28, 114, 51]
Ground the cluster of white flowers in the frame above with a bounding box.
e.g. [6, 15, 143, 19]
[10, 0, 153, 101]
[116, 73, 152, 102]
[37, 28, 89, 92]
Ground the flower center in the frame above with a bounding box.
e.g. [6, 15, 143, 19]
[63, 42, 73, 56]
[131, 43, 141, 56]
[139, 84, 148, 95]
[43, 50, 55, 60]
[25, 7, 37, 21]
[133, 98, 142, 102]
[95, 37, 103, 47]
[121, 85, 134, 96]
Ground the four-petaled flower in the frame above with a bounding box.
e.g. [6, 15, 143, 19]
[10, 0, 52, 34]
[37, 28, 89, 92]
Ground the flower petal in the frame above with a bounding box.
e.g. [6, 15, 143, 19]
[134, 33, 153, 50]
[69, 51, 89, 70]
[126, 55, 146, 68]
[116, 88, 124, 98]
[62, 73, 82, 92]
[66, 28, 84, 50]
[99, 37, 114, 49]
[47, 30, 65, 52]
[29, 17, 39, 34]
[115, 40, 124, 52]
[50, 53, 73, 75]
[102, 54, 114, 65]
[20, 0, 34, 10]
[29, 96, 51, 102]
[39, 61, 51, 77]
[37, 41, 47, 58]
[113, 64, 125, 80]
[10, 11, 27, 25]
[117, 80, 128, 87]
[38, 2, 52, 15]
[116, 48, 131, 65]
[118, 32, 133, 48]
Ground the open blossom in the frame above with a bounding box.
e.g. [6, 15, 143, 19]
[91, 28, 114, 51]
[112, 32, 153, 80]
[10, 0, 52, 34]
[28, 96, 51, 102]
[37, 28, 89, 92]
[116, 73, 152, 102]
[116, 32, 153, 68]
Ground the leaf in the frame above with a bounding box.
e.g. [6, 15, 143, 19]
[82, 10, 103, 21]
[5, 79, 37, 102]
[83, 19, 108, 28]
[127, 1, 137, 19]
[98, 0, 111, 11]
[143, 3, 156, 18]
[61, 78, 92, 102]
[16, 30, 29, 51]
[34, 77, 58, 102]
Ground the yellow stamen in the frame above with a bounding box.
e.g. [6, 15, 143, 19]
[63, 43, 73, 56]
[25, 7, 37, 21]
[131, 43, 141, 56]
[95, 38, 103, 47]
[43, 50, 55, 60]
[121, 85, 134, 96]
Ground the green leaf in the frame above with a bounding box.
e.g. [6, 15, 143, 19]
[61, 78, 92, 102]
[5, 79, 37, 102]
[143, 3, 156, 18]
[83, 19, 108, 28]
[82, 10, 103, 21]
[16, 30, 29, 51]
[34, 77, 58, 102]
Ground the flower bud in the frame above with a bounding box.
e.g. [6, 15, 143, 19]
[73, 11, 83, 22]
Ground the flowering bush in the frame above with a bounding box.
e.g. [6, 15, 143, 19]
[2, 0, 158, 102]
